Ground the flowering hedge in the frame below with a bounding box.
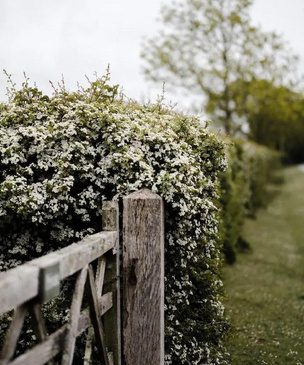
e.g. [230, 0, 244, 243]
[0, 79, 229, 364]
[219, 139, 281, 263]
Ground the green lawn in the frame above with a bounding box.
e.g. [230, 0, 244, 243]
[224, 166, 304, 365]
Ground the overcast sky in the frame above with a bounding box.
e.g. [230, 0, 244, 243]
[1, 0, 304, 108]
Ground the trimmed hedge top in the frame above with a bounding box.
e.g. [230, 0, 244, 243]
[0, 78, 229, 364]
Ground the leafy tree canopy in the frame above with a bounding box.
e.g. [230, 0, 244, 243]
[235, 79, 304, 162]
[142, 0, 301, 135]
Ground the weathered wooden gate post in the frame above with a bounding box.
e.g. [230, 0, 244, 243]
[102, 201, 121, 365]
[123, 189, 165, 365]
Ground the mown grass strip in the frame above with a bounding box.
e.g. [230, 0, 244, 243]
[224, 166, 304, 365]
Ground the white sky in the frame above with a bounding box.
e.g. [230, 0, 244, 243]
[0, 0, 304, 108]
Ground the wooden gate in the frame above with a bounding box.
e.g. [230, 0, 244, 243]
[0, 189, 164, 365]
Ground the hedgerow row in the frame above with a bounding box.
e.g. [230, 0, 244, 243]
[0, 77, 279, 364]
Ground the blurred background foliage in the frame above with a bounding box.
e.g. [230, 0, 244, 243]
[142, 0, 304, 164]
[219, 139, 281, 264]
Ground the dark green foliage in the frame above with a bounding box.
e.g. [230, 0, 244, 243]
[219, 139, 281, 264]
[230, 79, 304, 163]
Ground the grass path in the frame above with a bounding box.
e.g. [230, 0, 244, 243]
[224, 166, 304, 365]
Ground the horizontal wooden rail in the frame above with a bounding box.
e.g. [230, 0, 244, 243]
[0, 231, 117, 316]
[8, 292, 113, 365]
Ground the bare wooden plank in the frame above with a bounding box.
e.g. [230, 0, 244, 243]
[108, 353, 114, 365]
[8, 293, 113, 365]
[102, 201, 121, 365]
[0, 231, 116, 315]
[61, 266, 88, 365]
[0, 266, 39, 316]
[84, 255, 107, 364]
[29, 303, 55, 365]
[83, 327, 94, 365]
[29, 303, 48, 342]
[77, 292, 113, 335]
[95, 256, 106, 299]
[0, 304, 27, 365]
[102, 201, 119, 234]
[123, 189, 165, 365]
[86, 265, 109, 365]
[29, 231, 117, 280]
[38, 261, 60, 303]
[9, 325, 67, 365]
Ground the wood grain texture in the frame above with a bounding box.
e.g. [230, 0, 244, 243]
[0, 231, 116, 315]
[102, 201, 119, 233]
[86, 265, 109, 365]
[84, 327, 94, 365]
[7, 293, 113, 365]
[84, 256, 107, 364]
[102, 201, 121, 365]
[83, 256, 106, 365]
[29, 303, 48, 342]
[95, 256, 106, 300]
[9, 326, 67, 365]
[0, 304, 27, 365]
[29, 231, 117, 280]
[61, 266, 88, 365]
[29, 303, 55, 365]
[0, 266, 39, 316]
[123, 189, 165, 365]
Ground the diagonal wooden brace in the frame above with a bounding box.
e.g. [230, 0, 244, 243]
[86, 265, 109, 365]
[61, 266, 88, 365]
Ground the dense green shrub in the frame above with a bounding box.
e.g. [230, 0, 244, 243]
[0, 78, 229, 364]
[219, 139, 281, 264]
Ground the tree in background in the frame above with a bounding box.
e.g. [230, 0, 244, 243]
[236, 79, 304, 162]
[141, 0, 300, 135]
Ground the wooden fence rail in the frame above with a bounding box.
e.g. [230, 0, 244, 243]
[0, 189, 164, 365]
